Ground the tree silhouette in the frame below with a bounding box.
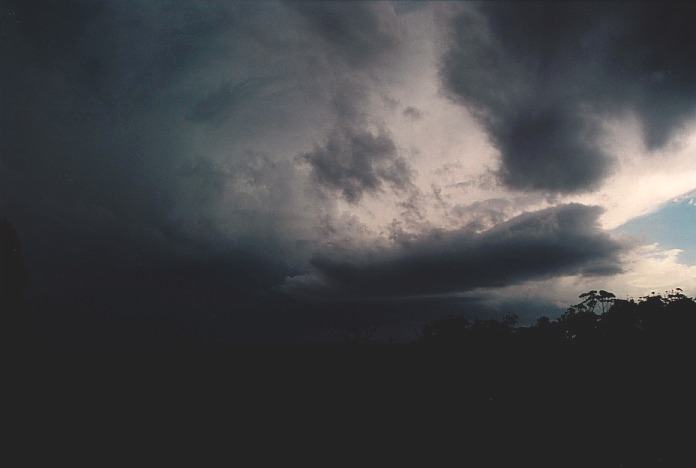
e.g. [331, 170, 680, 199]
[420, 288, 696, 348]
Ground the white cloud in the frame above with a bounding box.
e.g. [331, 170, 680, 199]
[487, 242, 696, 314]
[568, 115, 696, 229]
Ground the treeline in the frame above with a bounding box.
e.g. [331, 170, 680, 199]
[420, 289, 696, 347]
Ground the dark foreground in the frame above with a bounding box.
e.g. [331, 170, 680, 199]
[18, 344, 696, 465]
[9, 292, 696, 465]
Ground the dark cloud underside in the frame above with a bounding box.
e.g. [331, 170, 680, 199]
[291, 204, 625, 297]
[442, 2, 696, 193]
[288, 1, 399, 67]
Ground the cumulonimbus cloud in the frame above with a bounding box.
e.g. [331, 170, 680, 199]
[284, 204, 628, 298]
[4, 1, 688, 344]
[288, 0, 400, 68]
[441, 2, 696, 193]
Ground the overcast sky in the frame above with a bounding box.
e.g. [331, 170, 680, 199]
[3, 1, 696, 344]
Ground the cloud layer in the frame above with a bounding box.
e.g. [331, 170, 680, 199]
[442, 2, 696, 193]
[2, 1, 695, 344]
[286, 204, 626, 297]
[300, 127, 413, 203]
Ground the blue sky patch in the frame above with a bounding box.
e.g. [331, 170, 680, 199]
[616, 196, 696, 264]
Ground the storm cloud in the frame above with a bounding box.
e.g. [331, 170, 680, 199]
[287, 204, 626, 297]
[441, 2, 696, 193]
[0, 0, 395, 262]
[2, 1, 690, 345]
[0, 1, 418, 342]
[300, 126, 413, 203]
[288, 1, 400, 67]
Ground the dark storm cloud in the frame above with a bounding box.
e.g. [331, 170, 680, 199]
[288, 1, 399, 67]
[1, 0, 234, 239]
[441, 2, 696, 193]
[0, 0, 410, 325]
[186, 79, 269, 124]
[286, 204, 626, 297]
[2, 1, 650, 345]
[0, 1, 324, 253]
[0, 0, 314, 340]
[299, 127, 413, 203]
[1, 0, 406, 257]
[288, 2, 414, 204]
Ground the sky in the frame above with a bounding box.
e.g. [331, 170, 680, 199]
[2, 1, 696, 344]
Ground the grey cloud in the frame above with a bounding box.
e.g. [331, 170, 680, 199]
[286, 2, 412, 207]
[3, 1, 657, 343]
[286, 204, 626, 297]
[1, 0, 420, 308]
[441, 2, 696, 193]
[0, 0, 333, 321]
[0, 0, 369, 262]
[288, 1, 399, 67]
[330, 81, 371, 124]
[1, 1, 236, 234]
[449, 198, 516, 233]
[299, 127, 413, 203]
[403, 106, 423, 120]
[186, 79, 268, 123]
[393, 1, 430, 16]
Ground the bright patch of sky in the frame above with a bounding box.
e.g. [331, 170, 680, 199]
[616, 193, 696, 264]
